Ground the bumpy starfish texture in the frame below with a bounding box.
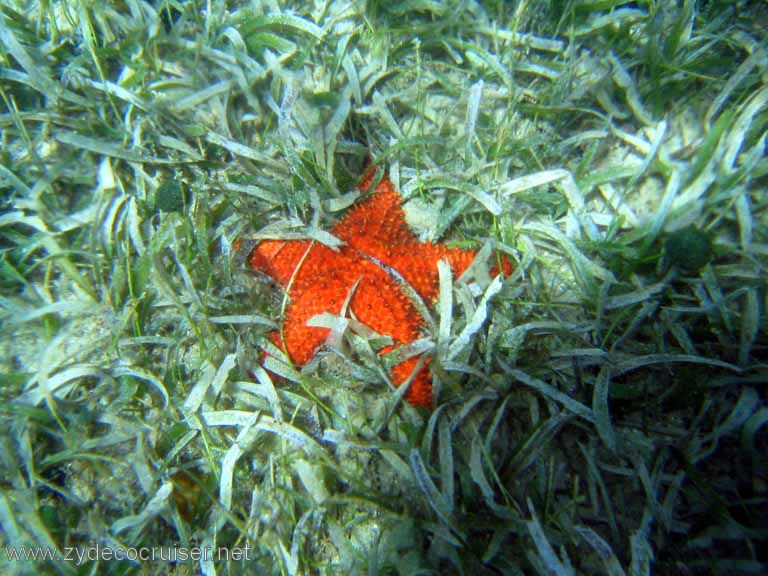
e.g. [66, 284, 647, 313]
[244, 166, 511, 408]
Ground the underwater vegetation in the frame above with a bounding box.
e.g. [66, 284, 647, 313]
[1, 1, 766, 574]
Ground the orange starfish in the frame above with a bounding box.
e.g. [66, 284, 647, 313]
[242, 166, 512, 408]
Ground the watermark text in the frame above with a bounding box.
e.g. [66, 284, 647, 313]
[4, 544, 251, 565]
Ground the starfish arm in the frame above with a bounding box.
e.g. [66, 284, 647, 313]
[279, 279, 349, 366]
[269, 257, 434, 407]
[333, 190, 416, 252]
[337, 171, 509, 302]
[349, 267, 422, 345]
[390, 356, 433, 408]
[265, 244, 358, 366]
[386, 244, 477, 302]
[358, 164, 397, 195]
[334, 188, 477, 301]
[248, 239, 313, 289]
[349, 268, 433, 407]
